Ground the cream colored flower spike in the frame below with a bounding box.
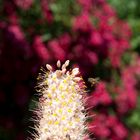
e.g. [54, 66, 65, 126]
[36, 60, 88, 140]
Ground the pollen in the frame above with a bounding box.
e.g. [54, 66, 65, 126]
[63, 127, 68, 132]
[68, 109, 72, 113]
[61, 116, 66, 120]
[58, 109, 62, 114]
[54, 121, 59, 125]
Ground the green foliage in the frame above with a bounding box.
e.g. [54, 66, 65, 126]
[108, 0, 140, 52]
[50, 0, 80, 25]
[125, 98, 140, 130]
[108, 0, 140, 19]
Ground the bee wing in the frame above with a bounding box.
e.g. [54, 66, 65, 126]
[88, 77, 100, 85]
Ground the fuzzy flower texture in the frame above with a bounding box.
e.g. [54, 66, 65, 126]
[36, 60, 90, 140]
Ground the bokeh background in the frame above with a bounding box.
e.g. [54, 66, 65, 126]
[0, 0, 140, 139]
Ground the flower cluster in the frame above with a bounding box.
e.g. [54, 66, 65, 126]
[35, 60, 88, 140]
[0, 0, 140, 140]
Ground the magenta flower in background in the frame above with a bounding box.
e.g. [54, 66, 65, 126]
[14, 0, 33, 10]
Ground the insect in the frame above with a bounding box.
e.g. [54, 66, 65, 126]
[88, 77, 100, 86]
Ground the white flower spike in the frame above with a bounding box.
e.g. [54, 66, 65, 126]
[35, 60, 90, 140]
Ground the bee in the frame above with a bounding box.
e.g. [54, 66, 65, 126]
[88, 77, 100, 86]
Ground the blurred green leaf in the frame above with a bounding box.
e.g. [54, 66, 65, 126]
[124, 97, 140, 130]
[108, 0, 140, 53]
[131, 36, 140, 50]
